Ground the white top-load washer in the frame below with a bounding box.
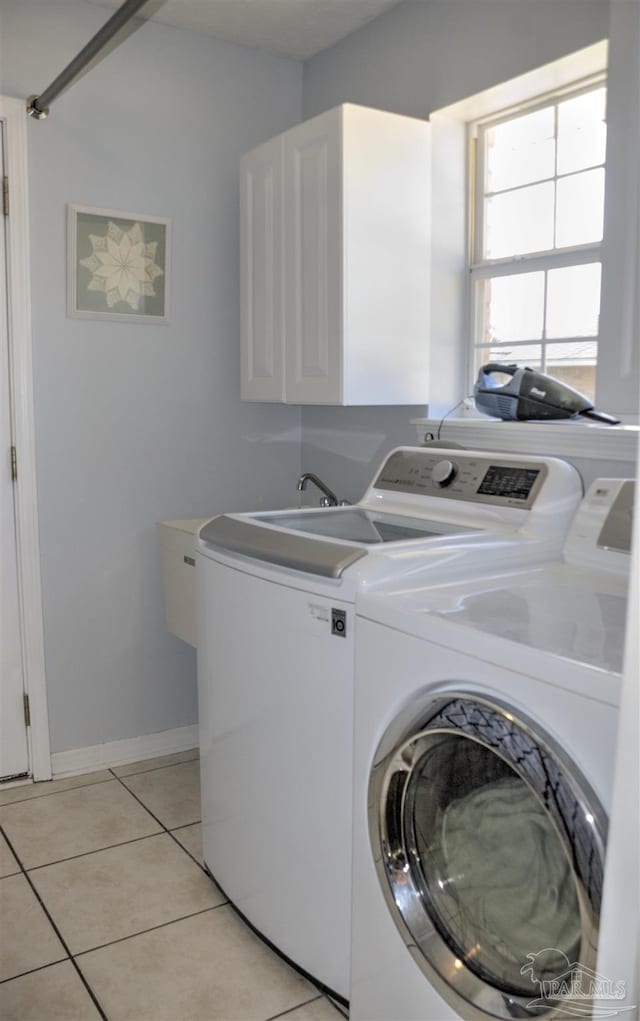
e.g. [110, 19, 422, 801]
[195, 447, 582, 1002]
[351, 478, 634, 1021]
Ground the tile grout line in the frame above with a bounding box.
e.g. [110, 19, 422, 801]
[0, 776, 114, 808]
[5, 766, 331, 1019]
[2, 772, 219, 899]
[208, 873, 349, 1015]
[110, 754, 199, 780]
[1, 821, 228, 1005]
[326, 995, 349, 1018]
[263, 994, 324, 1020]
[0, 872, 334, 1021]
[108, 768, 211, 877]
[102, 773, 342, 1015]
[24, 830, 165, 872]
[0, 753, 199, 809]
[3, 771, 335, 1020]
[0, 957, 69, 987]
[2, 773, 204, 872]
[108, 767, 183, 832]
[0, 825, 109, 1021]
[3, 778, 347, 1019]
[166, 826, 211, 874]
[72, 904, 226, 959]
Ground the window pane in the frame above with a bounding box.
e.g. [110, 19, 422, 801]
[481, 273, 544, 344]
[545, 342, 598, 402]
[546, 264, 601, 338]
[557, 87, 606, 175]
[486, 107, 555, 192]
[485, 182, 554, 258]
[556, 168, 605, 248]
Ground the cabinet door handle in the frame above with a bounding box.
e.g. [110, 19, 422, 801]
[184, 555, 195, 567]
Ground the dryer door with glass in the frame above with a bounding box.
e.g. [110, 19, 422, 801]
[369, 694, 607, 1020]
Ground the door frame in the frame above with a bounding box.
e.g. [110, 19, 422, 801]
[1, 95, 51, 781]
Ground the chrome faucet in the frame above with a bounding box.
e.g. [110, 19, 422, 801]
[297, 472, 339, 507]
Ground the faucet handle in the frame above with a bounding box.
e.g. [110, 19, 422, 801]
[297, 471, 339, 507]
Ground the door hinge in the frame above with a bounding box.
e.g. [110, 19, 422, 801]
[23, 693, 31, 727]
[11, 446, 17, 481]
[2, 176, 8, 217]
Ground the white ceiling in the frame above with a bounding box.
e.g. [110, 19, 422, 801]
[85, 0, 405, 60]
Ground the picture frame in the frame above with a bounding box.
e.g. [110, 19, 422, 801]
[67, 204, 170, 323]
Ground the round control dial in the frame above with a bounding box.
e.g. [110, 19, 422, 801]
[431, 459, 457, 488]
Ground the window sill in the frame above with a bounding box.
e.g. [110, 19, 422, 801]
[411, 416, 639, 463]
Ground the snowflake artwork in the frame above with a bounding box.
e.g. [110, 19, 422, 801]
[79, 220, 164, 312]
[69, 205, 169, 322]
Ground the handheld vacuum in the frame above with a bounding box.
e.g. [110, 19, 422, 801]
[474, 363, 620, 425]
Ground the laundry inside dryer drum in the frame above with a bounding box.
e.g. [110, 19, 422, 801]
[372, 696, 605, 1016]
[407, 736, 581, 995]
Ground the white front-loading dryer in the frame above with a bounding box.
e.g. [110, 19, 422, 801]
[196, 447, 582, 1002]
[350, 478, 634, 1021]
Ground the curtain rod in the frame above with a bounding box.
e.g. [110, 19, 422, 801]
[27, 0, 157, 120]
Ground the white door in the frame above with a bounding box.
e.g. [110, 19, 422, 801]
[283, 107, 342, 404]
[0, 121, 29, 780]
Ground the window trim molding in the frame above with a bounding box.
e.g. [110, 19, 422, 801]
[427, 40, 612, 420]
[433, 41, 608, 125]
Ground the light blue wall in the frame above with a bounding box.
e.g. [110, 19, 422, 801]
[303, 0, 610, 120]
[300, 0, 611, 503]
[0, 0, 303, 753]
[0, 0, 624, 755]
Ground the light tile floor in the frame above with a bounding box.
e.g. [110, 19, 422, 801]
[0, 751, 346, 1021]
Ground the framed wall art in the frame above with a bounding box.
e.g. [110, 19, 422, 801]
[68, 204, 170, 323]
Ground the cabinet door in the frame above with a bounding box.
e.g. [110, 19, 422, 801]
[284, 109, 342, 404]
[240, 136, 284, 401]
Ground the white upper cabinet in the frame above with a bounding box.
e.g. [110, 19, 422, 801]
[240, 104, 431, 405]
[240, 135, 284, 401]
[283, 107, 342, 405]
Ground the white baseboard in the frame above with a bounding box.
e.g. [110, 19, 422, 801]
[51, 724, 199, 778]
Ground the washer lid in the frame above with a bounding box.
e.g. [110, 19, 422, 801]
[199, 507, 480, 578]
[199, 514, 367, 578]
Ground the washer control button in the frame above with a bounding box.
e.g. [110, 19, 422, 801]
[431, 459, 457, 487]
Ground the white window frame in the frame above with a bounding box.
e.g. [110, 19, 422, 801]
[424, 40, 620, 421]
[467, 75, 607, 384]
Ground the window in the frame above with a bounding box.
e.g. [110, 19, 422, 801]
[469, 79, 607, 401]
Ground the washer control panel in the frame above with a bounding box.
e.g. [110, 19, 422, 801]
[374, 450, 548, 509]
